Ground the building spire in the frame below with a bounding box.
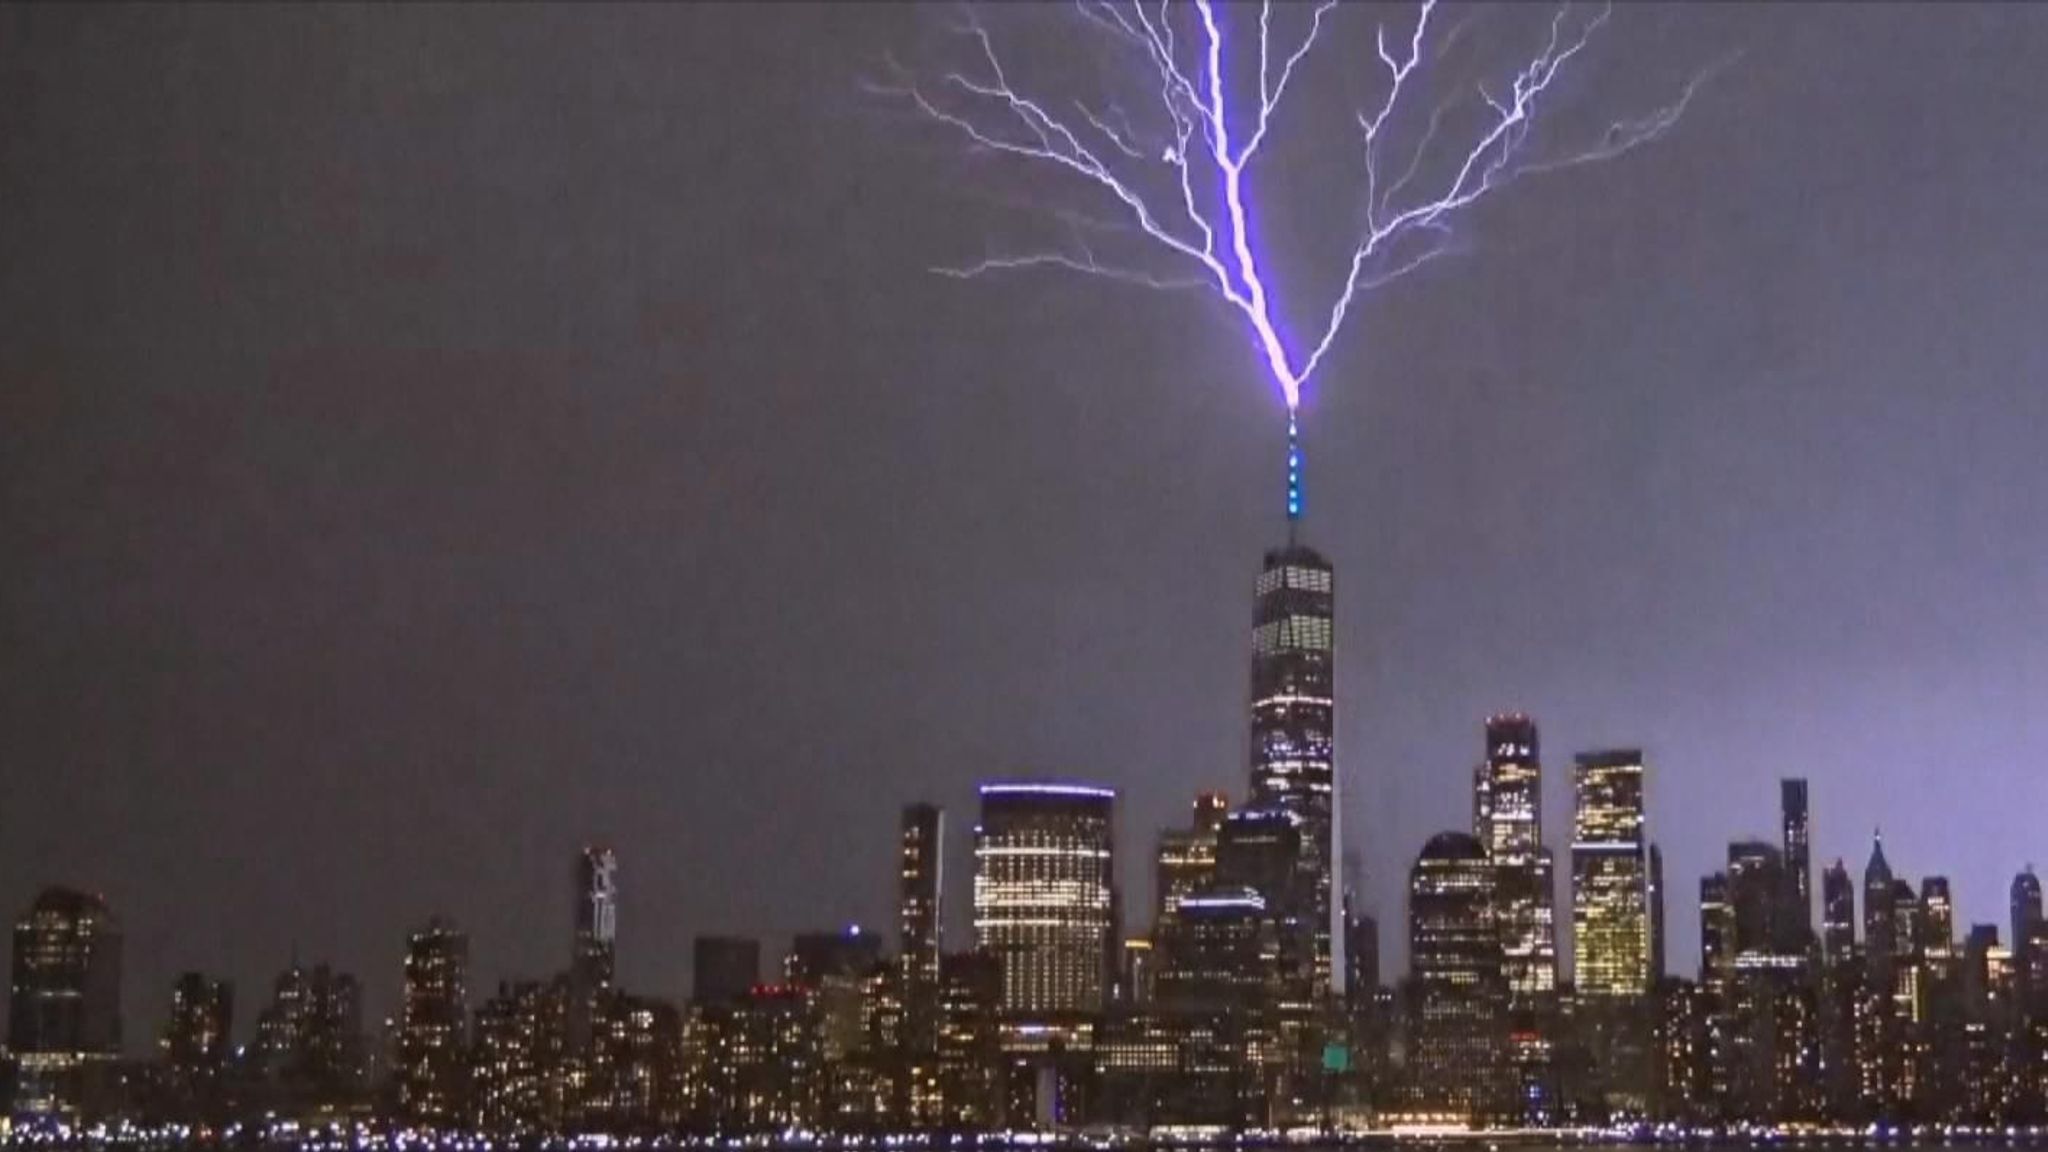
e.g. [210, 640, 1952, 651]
[1285, 410, 1303, 537]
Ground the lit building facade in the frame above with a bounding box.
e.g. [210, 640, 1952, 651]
[1407, 831, 1507, 1122]
[1154, 792, 1228, 930]
[972, 782, 1116, 1017]
[1475, 714, 1557, 999]
[158, 972, 233, 1122]
[899, 803, 944, 1054]
[8, 888, 123, 1118]
[1781, 779, 1813, 937]
[399, 915, 471, 1124]
[1572, 750, 1650, 998]
[1247, 544, 1338, 994]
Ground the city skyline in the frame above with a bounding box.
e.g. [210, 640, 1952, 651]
[7, 0, 2048, 1079]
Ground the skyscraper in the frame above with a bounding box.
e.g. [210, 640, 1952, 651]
[569, 847, 618, 1052]
[1822, 859, 1856, 967]
[574, 847, 618, 991]
[900, 803, 945, 1053]
[9, 888, 122, 1118]
[1154, 792, 1228, 929]
[1572, 750, 1651, 998]
[160, 972, 232, 1123]
[1247, 543, 1338, 993]
[1781, 779, 1812, 937]
[1863, 831, 1895, 968]
[1649, 842, 1667, 983]
[2012, 868, 2042, 986]
[692, 937, 761, 1005]
[972, 781, 1117, 1015]
[1407, 831, 1507, 1121]
[1920, 877, 1955, 961]
[1475, 713, 1557, 997]
[398, 915, 470, 1123]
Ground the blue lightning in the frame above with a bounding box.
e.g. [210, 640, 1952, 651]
[883, 0, 1713, 515]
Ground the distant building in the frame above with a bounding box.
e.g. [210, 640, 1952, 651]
[1822, 859, 1857, 966]
[1407, 831, 1506, 1123]
[157, 972, 232, 1122]
[899, 803, 945, 1058]
[1247, 543, 1338, 993]
[1475, 714, 1557, 999]
[1154, 792, 1228, 930]
[570, 847, 619, 1050]
[470, 978, 568, 1134]
[972, 781, 1116, 1016]
[8, 888, 123, 1118]
[1781, 780, 1813, 937]
[398, 915, 470, 1124]
[692, 937, 761, 1006]
[1571, 750, 1650, 998]
[934, 951, 1003, 1129]
[2013, 868, 2042, 989]
[249, 960, 369, 1119]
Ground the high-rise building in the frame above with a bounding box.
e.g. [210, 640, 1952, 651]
[934, 951, 1004, 1128]
[900, 803, 945, 1054]
[1475, 714, 1557, 998]
[1864, 831, 1895, 968]
[692, 937, 762, 1005]
[470, 979, 569, 1134]
[1781, 780, 1813, 937]
[8, 888, 123, 1118]
[162, 972, 231, 1065]
[399, 915, 471, 1124]
[1650, 843, 1668, 983]
[1154, 887, 1282, 1126]
[1722, 841, 1819, 1122]
[972, 781, 1117, 1016]
[1700, 873, 1735, 994]
[573, 847, 618, 989]
[1920, 877, 1955, 961]
[1247, 543, 1338, 993]
[1572, 750, 1651, 998]
[1154, 792, 1228, 929]
[251, 961, 368, 1117]
[1822, 860, 1856, 967]
[1407, 831, 1507, 1121]
[2012, 868, 2042, 988]
[159, 972, 233, 1123]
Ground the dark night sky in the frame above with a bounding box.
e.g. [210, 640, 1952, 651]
[5, 4, 2048, 1044]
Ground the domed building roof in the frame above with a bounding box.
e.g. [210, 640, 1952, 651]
[1416, 830, 1486, 863]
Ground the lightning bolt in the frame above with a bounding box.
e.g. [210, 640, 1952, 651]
[882, 0, 1712, 422]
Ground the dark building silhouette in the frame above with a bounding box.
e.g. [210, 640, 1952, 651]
[899, 803, 944, 1054]
[248, 960, 368, 1119]
[569, 847, 618, 1049]
[1822, 860, 1856, 966]
[1407, 831, 1506, 1123]
[157, 972, 232, 1122]
[1780, 779, 1812, 937]
[8, 887, 123, 1118]
[398, 916, 470, 1124]
[691, 937, 761, 1006]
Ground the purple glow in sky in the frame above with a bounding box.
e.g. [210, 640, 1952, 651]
[890, 0, 1712, 416]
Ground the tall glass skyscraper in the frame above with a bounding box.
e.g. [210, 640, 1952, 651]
[1475, 713, 1556, 997]
[972, 782, 1116, 1015]
[1571, 749, 1650, 998]
[1781, 779, 1812, 937]
[1247, 543, 1337, 993]
[900, 803, 945, 1053]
